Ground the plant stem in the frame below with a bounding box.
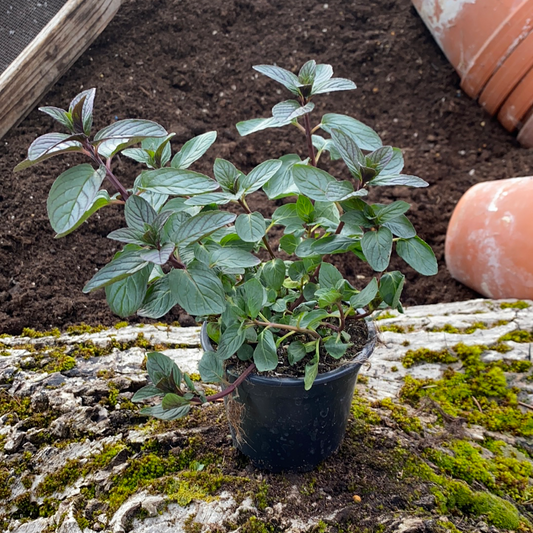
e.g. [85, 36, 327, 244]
[346, 309, 374, 321]
[335, 301, 346, 332]
[253, 319, 321, 340]
[191, 363, 257, 404]
[303, 112, 316, 167]
[168, 254, 186, 270]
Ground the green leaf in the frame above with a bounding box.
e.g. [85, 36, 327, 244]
[350, 278, 378, 309]
[239, 159, 282, 195]
[169, 262, 226, 316]
[242, 278, 266, 319]
[253, 64, 301, 95]
[68, 88, 96, 135]
[140, 404, 191, 420]
[213, 158, 241, 192]
[330, 129, 365, 180]
[315, 287, 342, 308]
[292, 164, 336, 202]
[171, 131, 217, 169]
[261, 259, 286, 291]
[235, 212, 266, 242]
[381, 148, 404, 175]
[105, 264, 150, 317]
[321, 113, 382, 151]
[319, 262, 343, 289]
[146, 351, 181, 389]
[47, 164, 106, 235]
[94, 119, 167, 143]
[312, 64, 333, 88]
[373, 201, 411, 224]
[298, 60, 317, 84]
[131, 384, 164, 402]
[308, 235, 358, 255]
[217, 322, 246, 360]
[272, 203, 303, 232]
[139, 243, 175, 265]
[304, 355, 319, 390]
[396, 237, 438, 275]
[139, 168, 218, 195]
[324, 336, 351, 359]
[262, 154, 300, 199]
[279, 234, 299, 254]
[162, 393, 190, 410]
[311, 77, 357, 95]
[54, 190, 111, 238]
[178, 211, 236, 245]
[15, 133, 83, 171]
[107, 227, 147, 246]
[124, 195, 157, 231]
[296, 195, 314, 223]
[299, 309, 329, 329]
[39, 106, 74, 131]
[210, 248, 260, 273]
[272, 100, 315, 122]
[368, 174, 428, 187]
[237, 344, 254, 361]
[367, 146, 394, 172]
[184, 192, 236, 206]
[361, 227, 393, 272]
[198, 351, 224, 383]
[379, 271, 405, 309]
[236, 117, 292, 137]
[122, 148, 153, 166]
[137, 274, 179, 318]
[253, 329, 279, 372]
[324, 180, 364, 202]
[83, 251, 148, 293]
[287, 341, 306, 365]
[382, 215, 416, 239]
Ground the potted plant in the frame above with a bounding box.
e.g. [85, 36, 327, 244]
[15, 61, 437, 472]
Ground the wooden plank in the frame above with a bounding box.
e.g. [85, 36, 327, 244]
[0, 0, 121, 140]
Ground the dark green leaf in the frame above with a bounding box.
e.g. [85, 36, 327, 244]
[321, 113, 382, 151]
[239, 160, 282, 195]
[253, 64, 301, 94]
[287, 341, 306, 365]
[382, 215, 416, 238]
[178, 211, 236, 245]
[15, 133, 83, 171]
[308, 235, 358, 255]
[361, 228, 393, 272]
[213, 158, 241, 192]
[272, 100, 315, 122]
[379, 271, 405, 309]
[131, 384, 164, 402]
[236, 117, 292, 137]
[125, 195, 157, 231]
[304, 355, 319, 390]
[169, 262, 226, 316]
[396, 237, 438, 275]
[139, 168, 218, 195]
[162, 393, 190, 409]
[242, 278, 266, 319]
[350, 278, 378, 309]
[262, 154, 300, 199]
[315, 288, 342, 308]
[38, 106, 73, 131]
[381, 148, 404, 175]
[107, 227, 147, 246]
[253, 329, 279, 372]
[94, 119, 167, 143]
[330, 129, 365, 180]
[184, 192, 235, 206]
[261, 259, 286, 291]
[137, 274, 179, 318]
[292, 164, 336, 202]
[105, 264, 150, 317]
[237, 344, 254, 361]
[324, 336, 351, 359]
[198, 351, 224, 383]
[279, 234, 299, 254]
[296, 195, 314, 222]
[373, 201, 411, 224]
[217, 322, 246, 360]
[210, 248, 260, 273]
[235, 212, 266, 242]
[171, 131, 217, 169]
[298, 60, 317, 84]
[47, 164, 106, 234]
[311, 78, 357, 95]
[319, 262, 343, 289]
[299, 309, 329, 329]
[368, 174, 428, 187]
[68, 88, 96, 135]
[146, 351, 181, 389]
[139, 243, 175, 265]
[140, 404, 190, 420]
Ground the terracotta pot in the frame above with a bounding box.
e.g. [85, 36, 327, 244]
[411, 0, 533, 98]
[497, 65, 533, 131]
[516, 107, 533, 147]
[479, 29, 533, 116]
[445, 177, 533, 299]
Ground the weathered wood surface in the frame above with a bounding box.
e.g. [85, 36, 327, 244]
[0, 0, 121, 140]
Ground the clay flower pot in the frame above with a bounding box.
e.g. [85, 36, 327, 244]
[517, 108, 533, 147]
[445, 177, 533, 299]
[497, 65, 533, 131]
[411, 0, 533, 98]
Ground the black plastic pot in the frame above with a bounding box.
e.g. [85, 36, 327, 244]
[200, 321, 376, 472]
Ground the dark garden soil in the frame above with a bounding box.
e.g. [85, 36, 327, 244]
[1, 0, 532, 335]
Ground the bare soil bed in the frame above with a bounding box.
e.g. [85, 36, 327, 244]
[1, 0, 532, 335]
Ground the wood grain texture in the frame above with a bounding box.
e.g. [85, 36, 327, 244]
[0, 0, 121, 140]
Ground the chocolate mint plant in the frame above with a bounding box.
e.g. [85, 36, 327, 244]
[16, 61, 437, 420]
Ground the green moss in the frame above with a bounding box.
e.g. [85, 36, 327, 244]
[402, 347, 458, 368]
[240, 516, 276, 533]
[429, 324, 460, 334]
[0, 468, 13, 500]
[114, 321, 129, 329]
[254, 481, 270, 510]
[391, 366, 398, 372]
[499, 329, 533, 343]
[400, 343, 533, 436]
[401, 340, 410, 347]
[351, 391, 381, 429]
[500, 300, 530, 309]
[21, 327, 61, 338]
[37, 459, 83, 496]
[379, 324, 406, 333]
[373, 397, 423, 434]
[66, 323, 107, 335]
[488, 341, 513, 353]
[357, 374, 369, 384]
[463, 322, 487, 334]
